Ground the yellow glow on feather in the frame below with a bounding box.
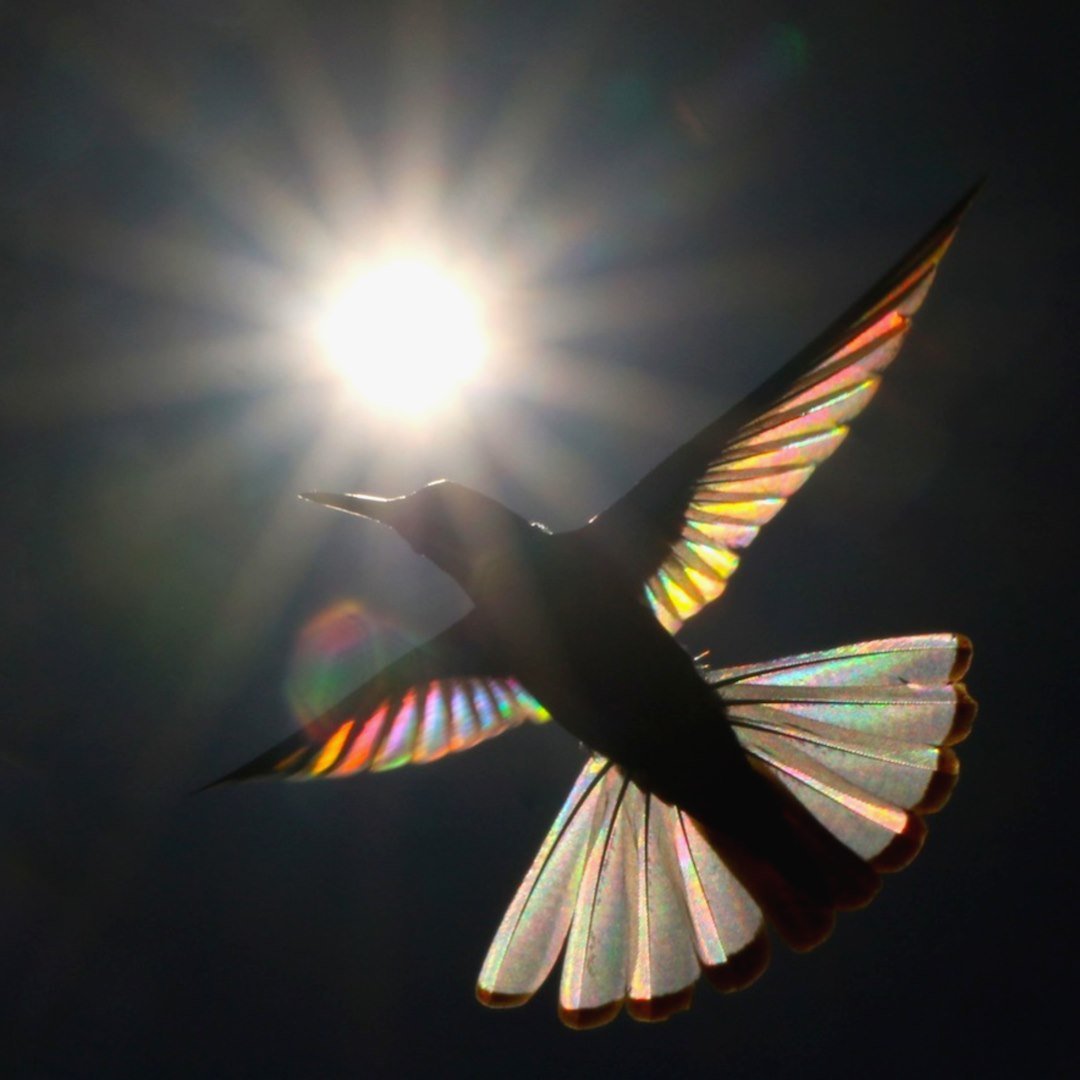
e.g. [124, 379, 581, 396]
[310, 719, 354, 775]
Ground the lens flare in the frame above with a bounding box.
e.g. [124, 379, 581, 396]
[286, 599, 411, 722]
[315, 259, 487, 414]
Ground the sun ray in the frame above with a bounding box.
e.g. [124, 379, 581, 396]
[39, 9, 339, 270]
[388, 0, 449, 228]
[250, 3, 380, 237]
[453, 4, 616, 240]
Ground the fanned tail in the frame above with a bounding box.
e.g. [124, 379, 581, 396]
[477, 633, 974, 1026]
[686, 762, 881, 952]
[717, 632, 974, 859]
[478, 757, 769, 1028]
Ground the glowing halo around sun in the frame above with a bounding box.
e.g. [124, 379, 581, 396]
[315, 258, 488, 414]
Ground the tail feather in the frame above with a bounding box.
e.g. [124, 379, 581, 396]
[477, 634, 975, 1026]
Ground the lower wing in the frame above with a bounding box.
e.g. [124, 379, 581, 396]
[582, 186, 979, 634]
[205, 611, 551, 787]
[477, 633, 974, 1027]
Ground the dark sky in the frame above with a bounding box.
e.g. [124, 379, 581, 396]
[2, 1, 1075, 1076]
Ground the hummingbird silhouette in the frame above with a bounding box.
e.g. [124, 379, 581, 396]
[212, 188, 978, 1027]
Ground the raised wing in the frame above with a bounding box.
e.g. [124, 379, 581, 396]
[477, 633, 973, 1027]
[208, 611, 550, 786]
[585, 185, 980, 633]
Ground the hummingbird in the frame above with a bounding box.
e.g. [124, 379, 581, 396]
[211, 187, 978, 1028]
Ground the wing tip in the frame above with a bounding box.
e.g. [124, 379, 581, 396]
[626, 986, 695, 1023]
[785, 908, 837, 953]
[912, 754, 961, 815]
[948, 177, 986, 226]
[476, 986, 533, 1010]
[910, 180, 984, 278]
[558, 1000, 624, 1030]
[940, 634, 977, 746]
[194, 763, 283, 793]
[868, 813, 928, 874]
[946, 684, 978, 746]
[950, 634, 975, 681]
[191, 776, 231, 795]
[704, 932, 772, 993]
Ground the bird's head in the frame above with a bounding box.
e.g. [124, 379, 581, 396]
[302, 480, 535, 588]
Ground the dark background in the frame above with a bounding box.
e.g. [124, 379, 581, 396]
[2, 1, 1074, 1076]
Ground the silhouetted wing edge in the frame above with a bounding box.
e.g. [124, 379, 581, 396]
[584, 184, 981, 632]
[203, 611, 550, 787]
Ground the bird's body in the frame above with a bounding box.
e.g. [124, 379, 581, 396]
[376, 487, 752, 826]
[212, 188, 979, 1026]
[404, 499, 876, 943]
[474, 525, 721, 783]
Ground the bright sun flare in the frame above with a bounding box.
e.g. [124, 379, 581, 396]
[316, 259, 487, 414]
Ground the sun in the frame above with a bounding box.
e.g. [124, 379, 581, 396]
[315, 258, 488, 414]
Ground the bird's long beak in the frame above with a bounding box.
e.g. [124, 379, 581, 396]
[300, 491, 401, 524]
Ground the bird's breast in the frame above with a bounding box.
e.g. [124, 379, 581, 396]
[471, 546, 743, 798]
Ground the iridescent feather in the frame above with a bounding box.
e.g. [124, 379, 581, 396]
[476, 633, 973, 1025]
[645, 307, 919, 632]
[213, 189, 979, 1029]
[208, 613, 550, 786]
